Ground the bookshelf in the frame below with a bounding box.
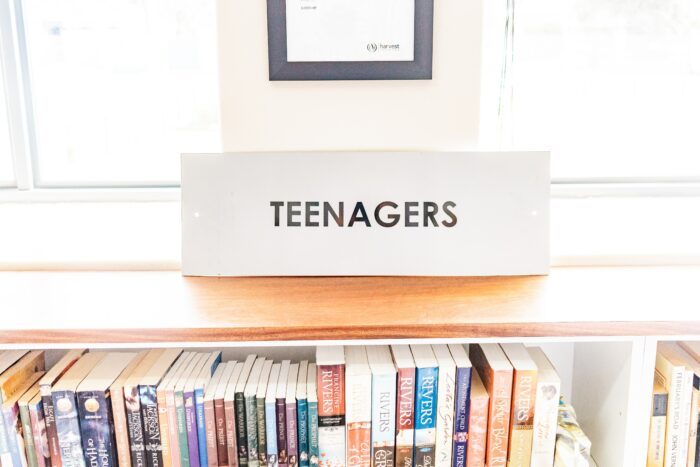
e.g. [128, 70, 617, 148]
[1, 265, 698, 466]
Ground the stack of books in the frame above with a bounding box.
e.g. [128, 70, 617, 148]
[647, 341, 700, 467]
[0, 343, 581, 467]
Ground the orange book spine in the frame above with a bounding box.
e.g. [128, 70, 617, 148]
[205, 399, 219, 467]
[111, 386, 132, 467]
[158, 388, 173, 467]
[225, 400, 238, 467]
[346, 422, 371, 467]
[466, 395, 488, 467]
[485, 370, 512, 467]
[507, 370, 536, 467]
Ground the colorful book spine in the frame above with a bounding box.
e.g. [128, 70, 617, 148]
[265, 399, 278, 467]
[138, 385, 163, 467]
[465, 373, 488, 467]
[317, 365, 345, 467]
[29, 398, 50, 467]
[156, 388, 172, 467]
[370, 374, 395, 467]
[226, 398, 239, 467]
[235, 393, 248, 467]
[177, 389, 191, 467]
[125, 385, 146, 467]
[451, 367, 471, 467]
[204, 397, 218, 467]
[77, 391, 116, 467]
[414, 366, 438, 467]
[306, 401, 318, 467]
[20, 401, 39, 467]
[41, 390, 62, 467]
[52, 390, 86, 467]
[246, 395, 260, 467]
[394, 367, 414, 467]
[3, 401, 29, 467]
[687, 376, 700, 467]
[508, 369, 536, 467]
[196, 388, 209, 467]
[0, 396, 10, 467]
[276, 398, 287, 467]
[285, 401, 298, 467]
[297, 398, 308, 467]
[185, 389, 200, 467]
[257, 396, 267, 466]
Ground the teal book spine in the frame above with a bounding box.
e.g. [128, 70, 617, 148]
[296, 399, 308, 467]
[306, 401, 318, 467]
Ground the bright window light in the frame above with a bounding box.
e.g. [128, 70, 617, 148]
[22, 0, 221, 186]
[511, 0, 700, 179]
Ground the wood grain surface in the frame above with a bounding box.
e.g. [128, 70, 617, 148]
[0, 267, 699, 343]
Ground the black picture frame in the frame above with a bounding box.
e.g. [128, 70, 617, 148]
[266, 0, 434, 81]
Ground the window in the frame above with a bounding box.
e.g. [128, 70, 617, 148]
[0, 65, 15, 186]
[510, 0, 700, 180]
[21, 0, 220, 186]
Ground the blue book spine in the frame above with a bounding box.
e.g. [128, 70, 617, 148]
[196, 356, 221, 467]
[451, 367, 471, 467]
[265, 400, 278, 467]
[306, 401, 318, 467]
[414, 367, 438, 467]
[77, 391, 116, 467]
[52, 390, 86, 467]
[2, 403, 25, 467]
[297, 399, 308, 467]
[0, 392, 9, 461]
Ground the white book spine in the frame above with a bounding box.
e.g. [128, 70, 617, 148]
[678, 370, 694, 466]
[370, 372, 396, 460]
[529, 380, 560, 467]
[664, 365, 689, 467]
[434, 363, 455, 467]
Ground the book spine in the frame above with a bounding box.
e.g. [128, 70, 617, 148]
[176, 391, 190, 467]
[276, 399, 287, 467]
[465, 394, 488, 467]
[204, 399, 218, 467]
[264, 401, 278, 467]
[507, 369, 536, 467]
[679, 371, 694, 466]
[185, 390, 200, 467]
[77, 391, 116, 467]
[435, 364, 455, 467]
[214, 396, 227, 467]
[688, 380, 700, 467]
[317, 365, 345, 467]
[138, 385, 163, 467]
[110, 387, 131, 467]
[0, 392, 9, 465]
[451, 367, 471, 467]
[235, 393, 248, 467]
[53, 390, 86, 467]
[42, 390, 63, 467]
[246, 396, 259, 467]
[30, 398, 50, 467]
[647, 392, 668, 467]
[3, 402, 28, 467]
[414, 367, 438, 467]
[125, 385, 146, 467]
[167, 390, 181, 467]
[225, 400, 238, 467]
[194, 389, 208, 467]
[285, 402, 298, 467]
[306, 401, 318, 467]
[256, 398, 267, 467]
[394, 367, 414, 467]
[370, 373, 394, 467]
[529, 380, 560, 467]
[157, 390, 172, 467]
[21, 402, 40, 467]
[297, 399, 308, 467]
[485, 371, 512, 467]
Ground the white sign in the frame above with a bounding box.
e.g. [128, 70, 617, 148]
[285, 0, 415, 62]
[181, 152, 549, 277]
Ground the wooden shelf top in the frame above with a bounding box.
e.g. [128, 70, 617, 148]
[1, 266, 700, 344]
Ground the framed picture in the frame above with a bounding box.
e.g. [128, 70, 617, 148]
[266, 0, 434, 81]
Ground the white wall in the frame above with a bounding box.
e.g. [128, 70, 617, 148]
[217, 1, 484, 152]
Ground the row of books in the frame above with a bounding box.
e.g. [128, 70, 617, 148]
[0, 343, 584, 467]
[648, 341, 700, 467]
